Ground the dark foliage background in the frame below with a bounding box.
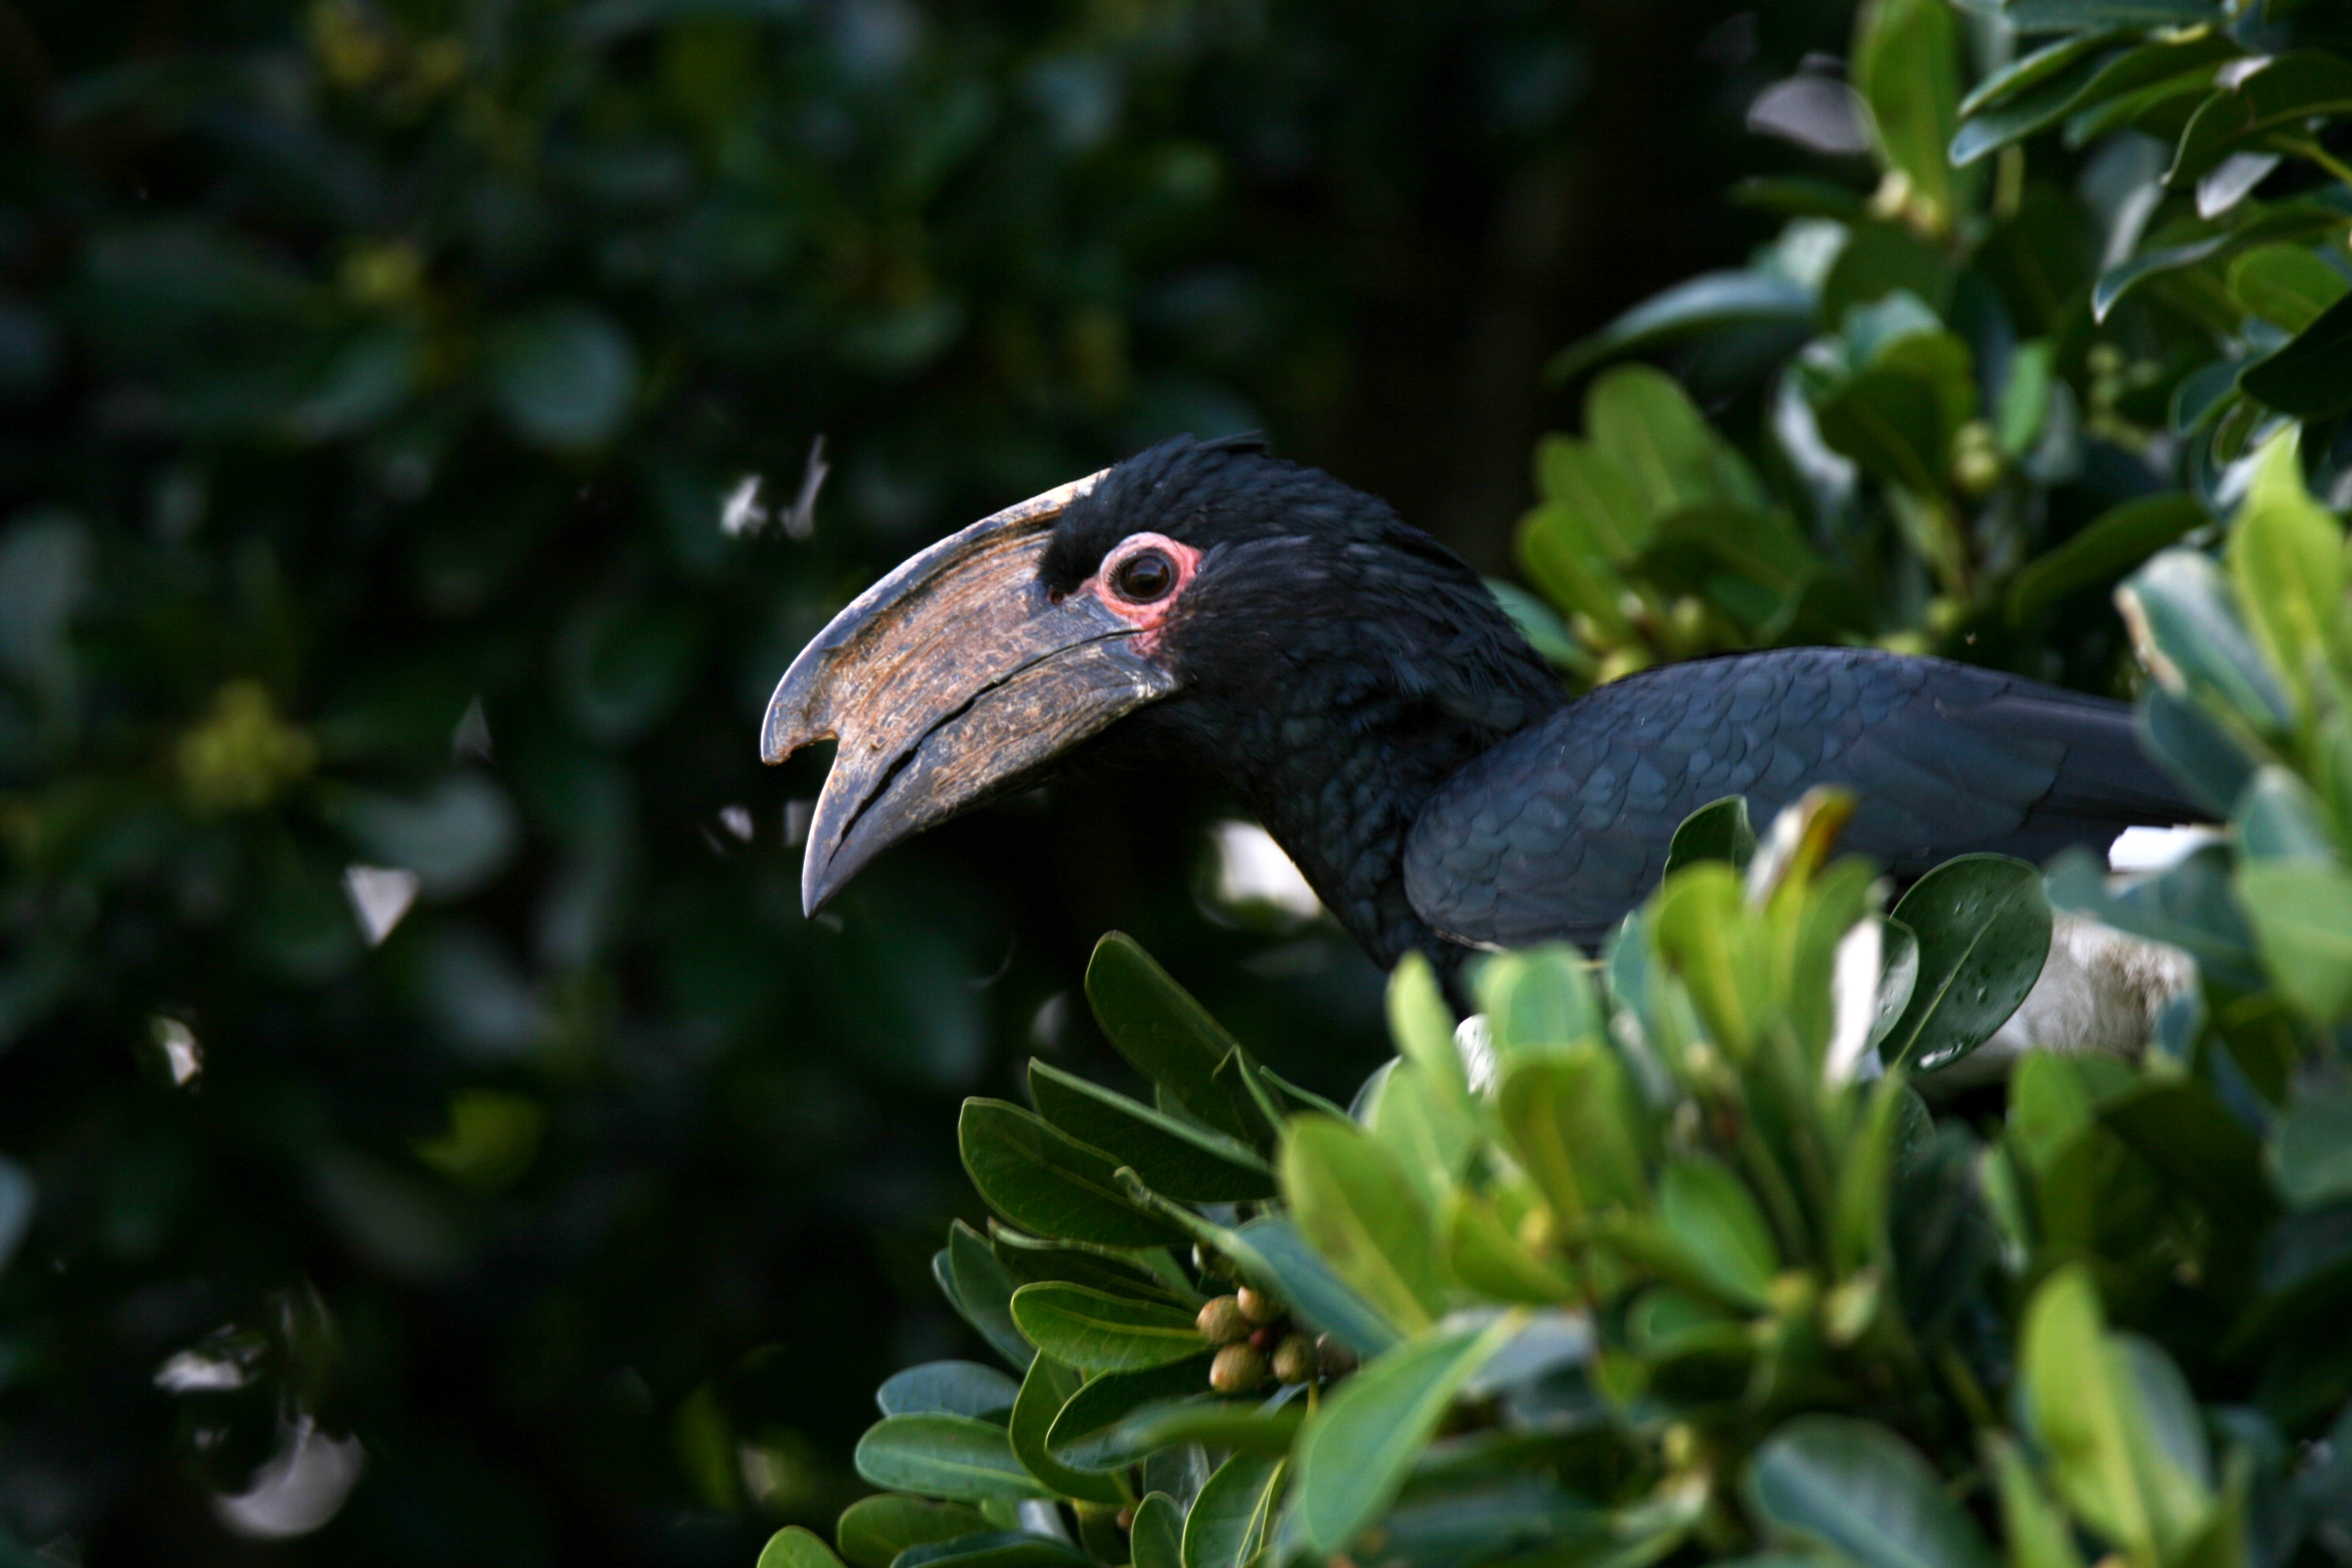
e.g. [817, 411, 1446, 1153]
[0, 0, 1858, 1561]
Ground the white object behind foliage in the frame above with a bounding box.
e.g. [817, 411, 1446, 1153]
[1209, 821, 1324, 921]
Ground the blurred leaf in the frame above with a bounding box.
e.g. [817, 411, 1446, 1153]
[1747, 1415, 1996, 1568]
[1665, 796, 1757, 878]
[1182, 1452, 1285, 1568]
[1387, 952, 1469, 1102]
[336, 773, 518, 899]
[1027, 1062, 1274, 1203]
[854, 1416, 1055, 1502]
[1659, 1157, 1779, 1308]
[1368, 1061, 1480, 1210]
[1474, 945, 1606, 1061]
[1099, 1400, 1304, 1460]
[1446, 1191, 1577, 1304]
[837, 1496, 991, 1568]
[2270, 1088, 2352, 1209]
[2118, 549, 2295, 734]
[1547, 273, 1816, 385]
[2167, 52, 2352, 186]
[2234, 861, 2352, 1022]
[2137, 687, 2262, 818]
[2228, 246, 2350, 333]
[1989, 1436, 2089, 1568]
[2229, 432, 2347, 719]
[2243, 292, 2352, 422]
[1495, 1048, 1651, 1224]
[1279, 1114, 1445, 1331]
[947, 1222, 1037, 1370]
[1853, 0, 1967, 229]
[2238, 766, 2336, 863]
[961, 1101, 1188, 1249]
[1007, 1284, 1203, 1374]
[761, 1525, 850, 1568]
[1879, 856, 2051, 1073]
[485, 304, 639, 449]
[2008, 494, 2203, 624]
[0, 1157, 31, 1276]
[1007, 1353, 1125, 1506]
[1290, 1315, 1521, 1555]
[877, 1362, 1022, 1421]
[2022, 1266, 2213, 1567]
[1952, 41, 2117, 165]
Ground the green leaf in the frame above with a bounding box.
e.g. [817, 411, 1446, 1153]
[855, 1414, 1057, 1503]
[1546, 272, 1816, 385]
[1097, 1399, 1305, 1460]
[1665, 796, 1757, 877]
[897, 1532, 1096, 1568]
[2227, 245, 2350, 333]
[1007, 1353, 1126, 1506]
[2021, 1266, 2214, 1566]
[2241, 290, 2352, 420]
[1831, 1074, 1918, 1278]
[1852, 0, 1967, 228]
[1279, 1114, 1446, 1331]
[1648, 862, 1769, 1057]
[2234, 860, 2352, 1022]
[1446, 1191, 1578, 1303]
[1958, 30, 2125, 118]
[1042, 1356, 1214, 1469]
[837, 1498, 991, 1568]
[1182, 1453, 1286, 1568]
[2099, 1079, 2275, 1226]
[2002, 0, 2215, 28]
[2228, 431, 2347, 716]
[1988, 1436, 2088, 1568]
[988, 1228, 1190, 1305]
[1220, 1216, 1402, 1358]
[1951, 41, 2117, 165]
[2167, 51, 2352, 186]
[2120, 549, 2295, 733]
[1473, 944, 1606, 1062]
[1812, 359, 1953, 495]
[944, 1224, 1036, 1370]
[1660, 1156, 1780, 1309]
[1131, 1494, 1185, 1568]
[485, 304, 638, 449]
[1291, 1315, 1523, 1554]
[2007, 494, 2203, 624]
[1878, 856, 2051, 1073]
[1007, 1283, 1205, 1374]
[1084, 933, 1261, 1145]
[1386, 952, 1469, 1102]
[762, 1525, 851, 1568]
[1495, 1047, 1651, 1224]
[960, 1100, 1187, 1249]
[1746, 1416, 1996, 1568]
[1368, 1061, 1481, 1210]
[878, 1361, 1023, 1420]
[2058, 31, 2240, 146]
[1027, 1062, 1275, 1203]
[1585, 365, 1728, 521]
[2237, 766, 2337, 863]
[2270, 1087, 2352, 1209]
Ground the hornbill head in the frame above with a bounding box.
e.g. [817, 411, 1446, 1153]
[761, 435, 1557, 932]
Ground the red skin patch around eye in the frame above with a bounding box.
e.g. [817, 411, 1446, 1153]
[1081, 532, 1201, 655]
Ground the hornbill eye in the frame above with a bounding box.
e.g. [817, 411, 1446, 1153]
[1109, 548, 1177, 604]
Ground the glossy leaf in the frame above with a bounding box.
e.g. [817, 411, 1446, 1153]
[1083, 933, 1261, 1145]
[2241, 291, 2352, 420]
[1182, 1453, 1286, 1568]
[1878, 856, 2051, 1073]
[1006, 1353, 1125, 1506]
[1473, 944, 1607, 1061]
[1748, 1416, 1996, 1568]
[1289, 1315, 1521, 1554]
[762, 1526, 851, 1568]
[878, 1361, 1022, 1420]
[2235, 861, 2352, 1022]
[1546, 272, 1815, 385]
[854, 1415, 1056, 1503]
[959, 1100, 1187, 1249]
[1027, 1061, 1275, 1203]
[836, 1498, 991, 1568]
[1495, 1048, 1651, 1223]
[1007, 1283, 1204, 1374]
[897, 1533, 1096, 1568]
[1096, 1399, 1305, 1460]
[942, 1225, 1036, 1370]
[1131, 1493, 1185, 1568]
[1852, 0, 1967, 227]
[2121, 549, 2295, 733]
[1279, 1114, 1445, 1331]
[2167, 51, 2352, 186]
[2228, 245, 2349, 334]
[1660, 1156, 1779, 1308]
[1042, 1356, 1215, 1469]
[1664, 795, 1758, 877]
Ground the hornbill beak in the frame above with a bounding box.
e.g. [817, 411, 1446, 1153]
[761, 470, 1179, 915]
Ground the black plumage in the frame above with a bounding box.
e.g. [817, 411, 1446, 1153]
[769, 436, 2206, 970]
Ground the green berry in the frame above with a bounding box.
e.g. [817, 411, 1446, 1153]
[1197, 1295, 1249, 1344]
[1210, 1342, 1267, 1394]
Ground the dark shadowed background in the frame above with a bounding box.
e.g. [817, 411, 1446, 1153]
[0, 1, 1857, 1561]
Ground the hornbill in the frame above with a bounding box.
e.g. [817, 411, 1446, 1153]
[762, 436, 2202, 975]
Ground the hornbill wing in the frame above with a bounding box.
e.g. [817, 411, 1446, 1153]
[1402, 646, 2203, 952]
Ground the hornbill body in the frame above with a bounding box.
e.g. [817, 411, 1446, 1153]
[763, 436, 2202, 970]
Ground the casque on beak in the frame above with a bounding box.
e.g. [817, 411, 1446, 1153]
[762, 471, 1180, 915]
